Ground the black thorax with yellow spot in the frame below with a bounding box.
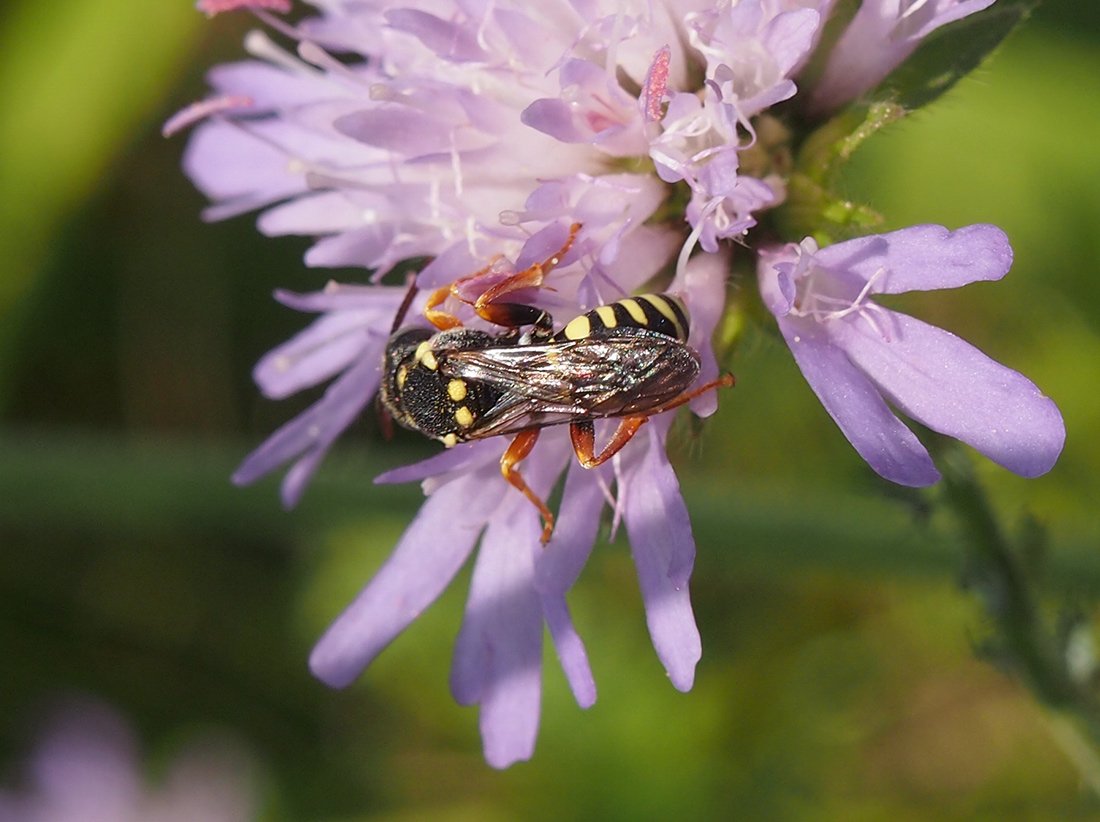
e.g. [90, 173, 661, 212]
[379, 326, 505, 447]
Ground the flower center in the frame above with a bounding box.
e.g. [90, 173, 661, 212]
[791, 265, 893, 341]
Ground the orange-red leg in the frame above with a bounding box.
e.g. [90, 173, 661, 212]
[568, 373, 735, 468]
[472, 222, 582, 323]
[501, 429, 555, 544]
[423, 284, 465, 330]
[646, 373, 736, 415]
[570, 417, 648, 469]
[422, 223, 582, 332]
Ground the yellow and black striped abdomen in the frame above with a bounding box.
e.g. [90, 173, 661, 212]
[552, 294, 689, 343]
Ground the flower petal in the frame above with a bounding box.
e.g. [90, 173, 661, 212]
[815, 224, 1013, 294]
[675, 248, 729, 417]
[253, 312, 381, 399]
[450, 490, 545, 769]
[831, 309, 1066, 478]
[537, 460, 609, 709]
[233, 356, 382, 501]
[621, 423, 701, 692]
[309, 466, 499, 688]
[778, 314, 941, 485]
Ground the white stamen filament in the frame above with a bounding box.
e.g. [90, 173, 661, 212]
[298, 41, 369, 88]
[791, 266, 893, 340]
[900, 0, 934, 21]
[449, 137, 464, 199]
[244, 30, 318, 77]
[675, 197, 720, 282]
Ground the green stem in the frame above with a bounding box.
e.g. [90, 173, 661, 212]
[938, 443, 1100, 782]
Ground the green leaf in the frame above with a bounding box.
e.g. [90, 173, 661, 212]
[779, 102, 901, 242]
[873, 0, 1041, 111]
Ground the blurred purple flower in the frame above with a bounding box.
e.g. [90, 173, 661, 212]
[757, 224, 1065, 484]
[0, 700, 257, 822]
[809, 0, 998, 114]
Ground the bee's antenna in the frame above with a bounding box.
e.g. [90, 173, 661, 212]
[391, 273, 420, 333]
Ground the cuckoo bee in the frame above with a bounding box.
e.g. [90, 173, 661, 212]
[380, 227, 734, 543]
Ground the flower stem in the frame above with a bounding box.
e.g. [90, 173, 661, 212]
[938, 443, 1100, 786]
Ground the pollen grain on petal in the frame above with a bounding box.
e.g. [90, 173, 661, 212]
[642, 45, 672, 123]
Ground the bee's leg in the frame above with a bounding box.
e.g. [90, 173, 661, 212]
[569, 417, 648, 469]
[501, 429, 555, 544]
[421, 254, 507, 329]
[423, 285, 465, 331]
[568, 374, 736, 468]
[645, 373, 736, 415]
[473, 302, 554, 337]
[472, 222, 582, 320]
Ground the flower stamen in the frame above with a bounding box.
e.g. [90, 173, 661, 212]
[161, 95, 254, 137]
[792, 266, 893, 340]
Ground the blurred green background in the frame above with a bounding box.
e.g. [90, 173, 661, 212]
[2, 1, 1099, 819]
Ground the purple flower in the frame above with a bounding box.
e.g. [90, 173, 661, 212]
[251, 226, 726, 767]
[172, 0, 1061, 770]
[178, 1, 824, 279]
[757, 224, 1065, 484]
[809, 0, 998, 115]
[0, 700, 257, 822]
[173, 4, 793, 766]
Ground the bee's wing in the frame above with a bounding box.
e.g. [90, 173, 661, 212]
[443, 330, 701, 439]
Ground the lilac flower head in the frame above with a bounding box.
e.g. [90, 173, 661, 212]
[172, 0, 1063, 770]
[292, 228, 727, 768]
[757, 224, 1065, 484]
[178, 0, 826, 286]
[0, 700, 257, 822]
[809, 0, 998, 115]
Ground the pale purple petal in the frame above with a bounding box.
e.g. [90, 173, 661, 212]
[335, 106, 497, 156]
[815, 224, 1012, 294]
[30, 704, 141, 813]
[253, 313, 382, 399]
[762, 7, 824, 80]
[450, 490, 545, 769]
[522, 59, 647, 155]
[417, 243, 484, 290]
[810, 0, 997, 114]
[831, 310, 1065, 478]
[309, 466, 501, 688]
[303, 224, 401, 269]
[257, 191, 376, 236]
[233, 355, 381, 501]
[537, 460, 609, 709]
[274, 284, 407, 313]
[183, 120, 303, 215]
[621, 423, 701, 692]
[373, 440, 500, 485]
[758, 244, 802, 315]
[383, 8, 489, 62]
[776, 314, 941, 485]
[206, 60, 341, 110]
[674, 248, 729, 418]
[521, 98, 588, 143]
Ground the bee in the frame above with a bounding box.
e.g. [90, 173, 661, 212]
[380, 227, 734, 543]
